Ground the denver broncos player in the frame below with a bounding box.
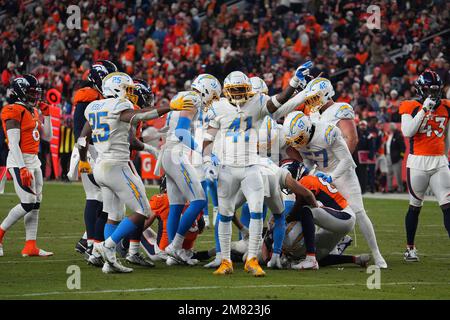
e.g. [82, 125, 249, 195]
[0, 75, 53, 257]
[203, 62, 312, 277]
[400, 70, 450, 262]
[72, 60, 117, 256]
[299, 78, 387, 268]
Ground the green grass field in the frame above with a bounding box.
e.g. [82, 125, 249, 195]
[0, 181, 449, 300]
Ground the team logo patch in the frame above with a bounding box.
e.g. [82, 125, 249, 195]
[324, 125, 335, 145]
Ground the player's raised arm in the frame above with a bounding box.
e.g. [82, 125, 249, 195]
[37, 101, 52, 140]
[400, 98, 435, 137]
[265, 61, 312, 114]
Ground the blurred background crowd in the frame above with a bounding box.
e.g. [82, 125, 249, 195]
[0, 0, 449, 193]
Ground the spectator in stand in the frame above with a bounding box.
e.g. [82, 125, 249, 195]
[385, 123, 406, 193]
[355, 120, 370, 194]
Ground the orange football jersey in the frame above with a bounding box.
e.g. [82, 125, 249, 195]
[399, 99, 450, 156]
[1, 104, 41, 154]
[299, 175, 348, 210]
[72, 87, 102, 105]
[130, 104, 143, 160]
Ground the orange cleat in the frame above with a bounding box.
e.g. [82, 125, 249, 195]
[21, 240, 53, 257]
[244, 257, 266, 277]
[213, 259, 233, 275]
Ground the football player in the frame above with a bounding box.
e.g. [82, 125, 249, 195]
[71, 60, 117, 256]
[202, 61, 312, 276]
[0, 75, 53, 257]
[297, 78, 387, 268]
[400, 70, 450, 262]
[161, 74, 221, 265]
[78, 72, 188, 273]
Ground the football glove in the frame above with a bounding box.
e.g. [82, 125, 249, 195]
[315, 171, 332, 183]
[203, 156, 218, 182]
[422, 97, 437, 113]
[211, 153, 220, 166]
[290, 60, 313, 88]
[143, 143, 159, 158]
[37, 101, 50, 116]
[19, 167, 33, 188]
[169, 98, 195, 111]
[78, 160, 92, 174]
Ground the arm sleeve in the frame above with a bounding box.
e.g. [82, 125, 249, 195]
[330, 134, 357, 181]
[42, 116, 52, 140]
[6, 128, 26, 168]
[401, 110, 425, 137]
[271, 90, 307, 121]
[174, 116, 198, 151]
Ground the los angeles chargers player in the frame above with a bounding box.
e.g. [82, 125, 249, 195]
[78, 72, 188, 273]
[162, 74, 221, 265]
[300, 78, 387, 268]
[203, 61, 312, 277]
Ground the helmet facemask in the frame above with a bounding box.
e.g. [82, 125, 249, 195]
[223, 83, 251, 106]
[304, 90, 326, 113]
[286, 130, 310, 149]
[125, 84, 138, 105]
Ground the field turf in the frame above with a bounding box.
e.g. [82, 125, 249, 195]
[0, 181, 449, 300]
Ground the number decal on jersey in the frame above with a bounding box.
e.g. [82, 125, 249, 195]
[303, 149, 329, 168]
[88, 112, 110, 142]
[32, 121, 40, 141]
[318, 178, 338, 194]
[226, 117, 252, 142]
[419, 116, 446, 137]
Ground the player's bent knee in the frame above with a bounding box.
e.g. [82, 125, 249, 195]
[219, 213, 233, 222]
[250, 212, 263, 220]
[21, 203, 35, 213]
[33, 202, 40, 210]
[190, 199, 207, 211]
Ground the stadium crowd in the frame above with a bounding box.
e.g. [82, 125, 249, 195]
[0, 0, 449, 192]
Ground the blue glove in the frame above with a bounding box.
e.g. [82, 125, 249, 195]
[211, 153, 220, 166]
[315, 171, 332, 183]
[290, 60, 313, 88]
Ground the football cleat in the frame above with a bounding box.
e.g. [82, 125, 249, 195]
[22, 246, 53, 257]
[267, 253, 283, 269]
[213, 259, 233, 275]
[102, 261, 133, 274]
[374, 254, 388, 268]
[0, 243, 3, 257]
[99, 242, 132, 273]
[404, 247, 419, 262]
[126, 253, 155, 267]
[75, 238, 88, 254]
[355, 254, 371, 267]
[87, 245, 104, 267]
[83, 245, 93, 261]
[291, 255, 319, 270]
[334, 235, 353, 255]
[166, 256, 181, 266]
[244, 257, 266, 277]
[204, 256, 222, 268]
[178, 249, 199, 266]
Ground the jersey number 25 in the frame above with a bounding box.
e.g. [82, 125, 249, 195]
[88, 112, 110, 142]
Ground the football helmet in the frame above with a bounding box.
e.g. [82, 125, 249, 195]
[303, 77, 335, 113]
[282, 111, 313, 148]
[10, 74, 42, 107]
[191, 74, 222, 111]
[414, 70, 443, 102]
[102, 72, 137, 103]
[133, 79, 154, 109]
[249, 76, 268, 96]
[281, 160, 309, 181]
[223, 71, 251, 105]
[96, 60, 118, 73]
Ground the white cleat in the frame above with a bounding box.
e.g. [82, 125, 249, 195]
[0, 244, 3, 257]
[99, 242, 133, 273]
[178, 249, 199, 266]
[126, 253, 155, 267]
[87, 244, 104, 267]
[267, 253, 283, 269]
[204, 256, 222, 268]
[166, 256, 181, 266]
[164, 243, 178, 259]
[22, 248, 54, 257]
[404, 247, 419, 262]
[102, 261, 133, 274]
[291, 255, 319, 270]
[374, 254, 388, 268]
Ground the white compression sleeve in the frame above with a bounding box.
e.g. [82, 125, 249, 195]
[6, 128, 26, 168]
[271, 90, 307, 120]
[130, 109, 160, 125]
[330, 136, 356, 181]
[401, 111, 425, 137]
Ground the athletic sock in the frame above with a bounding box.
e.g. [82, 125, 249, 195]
[441, 206, 450, 237]
[24, 205, 39, 241]
[172, 233, 185, 249]
[272, 212, 285, 255]
[104, 223, 118, 240]
[1, 204, 30, 232]
[128, 240, 140, 255]
[176, 199, 206, 236]
[239, 203, 250, 240]
[84, 200, 100, 241]
[356, 209, 381, 256]
[214, 212, 221, 254]
[94, 212, 108, 242]
[218, 215, 232, 261]
[405, 206, 421, 246]
[300, 207, 316, 255]
[167, 204, 184, 242]
[248, 212, 263, 259]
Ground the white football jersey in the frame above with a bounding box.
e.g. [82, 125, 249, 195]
[207, 94, 271, 166]
[310, 102, 355, 125]
[293, 121, 351, 173]
[258, 156, 289, 198]
[258, 116, 288, 163]
[84, 97, 134, 162]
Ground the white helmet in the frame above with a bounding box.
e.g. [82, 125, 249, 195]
[191, 74, 222, 111]
[303, 77, 335, 112]
[102, 72, 137, 104]
[282, 111, 313, 148]
[249, 76, 268, 96]
[223, 71, 251, 105]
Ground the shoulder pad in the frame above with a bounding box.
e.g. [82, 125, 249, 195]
[324, 124, 340, 145]
[334, 104, 355, 120]
[399, 100, 421, 115]
[73, 87, 101, 104]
